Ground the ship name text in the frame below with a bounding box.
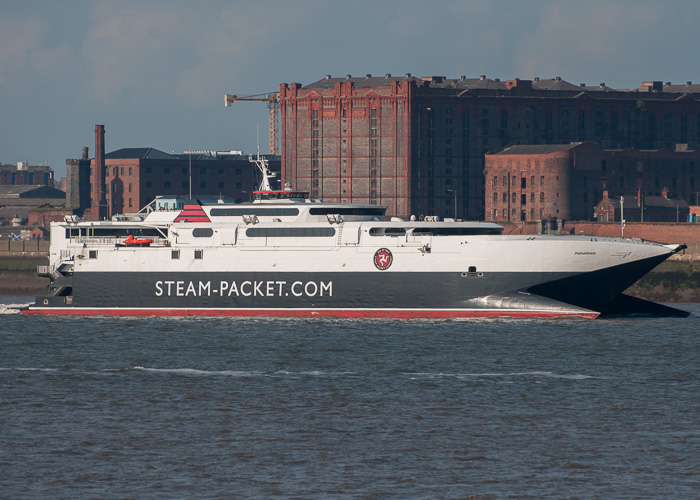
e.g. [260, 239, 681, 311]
[155, 279, 333, 298]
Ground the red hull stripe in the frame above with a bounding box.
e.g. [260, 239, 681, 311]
[21, 308, 600, 319]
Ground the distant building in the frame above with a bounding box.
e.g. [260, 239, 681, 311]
[0, 161, 54, 187]
[485, 142, 700, 222]
[595, 189, 689, 223]
[0, 185, 66, 226]
[67, 125, 281, 220]
[280, 74, 700, 219]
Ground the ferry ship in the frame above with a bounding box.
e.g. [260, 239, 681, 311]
[23, 157, 688, 318]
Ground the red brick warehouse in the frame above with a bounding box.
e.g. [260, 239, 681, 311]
[485, 142, 700, 223]
[279, 75, 700, 220]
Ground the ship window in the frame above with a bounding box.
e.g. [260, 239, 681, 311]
[210, 207, 300, 217]
[246, 227, 336, 238]
[92, 227, 164, 238]
[171, 249, 180, 259]
[89, 250, 98, 259]
[412, 227, 502, 236]
[193, 227, 213, 237]
[194, 249, 203, 259]
[369, 227, 407, 236]
[309, 207, 385, 217]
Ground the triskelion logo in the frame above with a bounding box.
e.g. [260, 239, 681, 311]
[374, 248, 393, 270]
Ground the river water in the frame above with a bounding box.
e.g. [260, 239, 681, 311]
[1, 297, 699, 499]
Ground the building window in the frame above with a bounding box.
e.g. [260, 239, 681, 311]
[200, 168, 206, 175]
[128, 183, 132, 193]
[164, 181, 171, 188]
[194, 249, 203, 259]
[540, 176, 544, 185]
[493, 192, 498, 203]
[200, 182, 207, 189]
[540, 192, 545, 202]
[89, 250, 98, 259]
[129, 167, 132, 175]
[512, 193, 517, 203]
[129, 198, 132, 208]
[503, 193, 507, 203]
[172, 249, 180, 259]
[521, 178, 527, 188]
[146, 181, 152, 188]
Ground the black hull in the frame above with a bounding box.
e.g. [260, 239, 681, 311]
[24, 252, 687, 317]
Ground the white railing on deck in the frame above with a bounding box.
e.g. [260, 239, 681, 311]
[69, 236, 169, 246]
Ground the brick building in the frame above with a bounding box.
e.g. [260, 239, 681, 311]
[485, 142, 700, 222]
[0, 162, 54, 187]
[280, 74, 700, 219]
[67, 125, 280, 220]
[595, 189, 690, 223]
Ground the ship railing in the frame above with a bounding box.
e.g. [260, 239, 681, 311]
[70, 236, 170, 247]
[37, 264, 64, 280]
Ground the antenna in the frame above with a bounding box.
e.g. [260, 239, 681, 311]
[188, 147, 192, 199]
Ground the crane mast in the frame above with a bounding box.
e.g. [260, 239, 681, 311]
[224, 92, 279, 155]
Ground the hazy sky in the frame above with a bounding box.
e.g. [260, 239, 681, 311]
[2, 0, 699, 178]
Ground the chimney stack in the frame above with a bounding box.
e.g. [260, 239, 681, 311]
[92, 125, 109, 220]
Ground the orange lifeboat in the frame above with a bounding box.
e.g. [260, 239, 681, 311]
[123, 234, 153, 247]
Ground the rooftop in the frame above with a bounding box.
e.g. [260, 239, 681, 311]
[302, 75, 700, 97]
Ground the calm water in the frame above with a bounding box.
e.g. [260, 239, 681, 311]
[1, 297, 699, 499]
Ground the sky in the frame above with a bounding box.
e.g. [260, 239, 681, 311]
[2, 0, 699, 179]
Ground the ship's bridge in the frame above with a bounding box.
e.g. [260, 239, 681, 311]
[204, 201, 388, 223]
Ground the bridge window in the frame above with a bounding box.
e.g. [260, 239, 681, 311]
[369, 227, 407, 236]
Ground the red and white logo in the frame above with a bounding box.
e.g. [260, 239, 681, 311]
[374, 248, 393, 270]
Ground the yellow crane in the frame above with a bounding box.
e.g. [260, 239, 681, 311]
[224, 92, 279, 155]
